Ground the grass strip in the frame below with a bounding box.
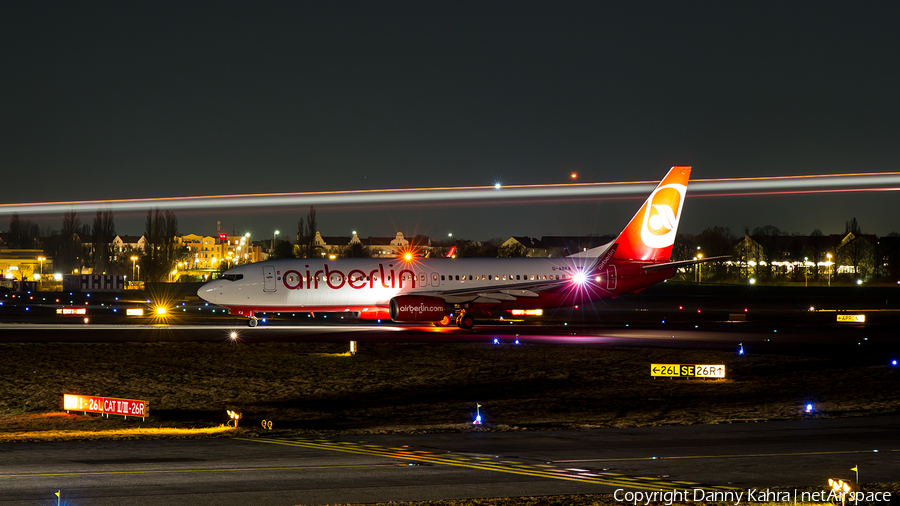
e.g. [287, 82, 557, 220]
[0, 342, 898, 437]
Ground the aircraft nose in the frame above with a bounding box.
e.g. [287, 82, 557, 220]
[197, 282, 217, 304]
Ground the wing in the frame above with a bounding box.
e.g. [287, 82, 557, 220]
[641, 255, 731, 272]
[417, 278, 570, 304]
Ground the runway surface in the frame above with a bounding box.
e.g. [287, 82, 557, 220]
[1, 416, 897, 506]
[0, 321, 896, 364]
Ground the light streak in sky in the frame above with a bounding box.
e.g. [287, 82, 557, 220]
[1, 172, 899, 216]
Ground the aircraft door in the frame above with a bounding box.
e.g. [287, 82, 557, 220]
[263, 265, 277, 292]
[606, 266, 617, 291]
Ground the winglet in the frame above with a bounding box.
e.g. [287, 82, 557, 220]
[612, 166, 691, 262]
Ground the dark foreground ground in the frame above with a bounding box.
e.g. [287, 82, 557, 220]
[1, 283, 899, 438]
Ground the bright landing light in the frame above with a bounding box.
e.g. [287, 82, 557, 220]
[156, 307, 167, 316]
[572, 272, 587, 285]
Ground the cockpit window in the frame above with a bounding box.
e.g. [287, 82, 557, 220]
[223, 274, 244, 282]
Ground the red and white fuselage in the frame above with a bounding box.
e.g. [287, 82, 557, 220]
[198, 166, 698, 327]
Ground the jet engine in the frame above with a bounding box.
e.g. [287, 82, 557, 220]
[389, 295, 447, 322]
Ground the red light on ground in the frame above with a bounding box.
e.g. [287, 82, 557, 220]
[697, 309, 701, 313]
[679, 305, 683, 310]
[744, 308, 748, 312]
[574, 305, 579, 309]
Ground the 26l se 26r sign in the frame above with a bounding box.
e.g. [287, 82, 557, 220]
[650, 364, 725, 378]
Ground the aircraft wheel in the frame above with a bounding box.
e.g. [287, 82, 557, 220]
[248, 317, 258, 328]
[458, 314, 475, 329]
[433, 315, 451, 327]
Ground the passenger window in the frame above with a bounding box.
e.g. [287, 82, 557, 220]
[502, 275, 507, 281]
[516, 275, 520, 280]
[441, 275, 445, 281]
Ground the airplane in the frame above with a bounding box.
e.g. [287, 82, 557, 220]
[198, 166, 724, 328]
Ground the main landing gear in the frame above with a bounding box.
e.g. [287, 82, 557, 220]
[456, 311, 475, 330]
[247, 313, 259, 327]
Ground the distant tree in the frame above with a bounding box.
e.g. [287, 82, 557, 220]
[56, 211, 82, 274]
[306, 206, 318, 258]
[91, 210, 116, 274]
[845, 217, 862, 236]
[672, 233, 696, 261]
[8, 214, 22, 248]
[7, 213, 40, 249]
[839, 234, 870, 277]
[805, 229, 829, 280]
[696, 227, 735, 280]
[296, 219, 306, 257]
[271, 240, 295, 260]
[456, 238, 500, 257]
[295, 206, 319, 258]
[498, 242, 526, 257]
[344, 242, 371, 258]
[142, 209, 182, 282]
[839, 218, 869, 277]
[697, 226, 735, 256]
[752, 225, 785, 280]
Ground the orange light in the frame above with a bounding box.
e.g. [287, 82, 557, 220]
[404, 253, 413, 260]
[571, 173, 577, 179]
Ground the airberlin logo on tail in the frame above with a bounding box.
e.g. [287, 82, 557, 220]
[640, 183, 686, 249]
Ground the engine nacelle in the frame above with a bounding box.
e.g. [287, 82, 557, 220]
[389, 295, 447, 322]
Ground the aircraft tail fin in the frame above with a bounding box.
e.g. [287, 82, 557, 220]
[610, 166, 691, 263]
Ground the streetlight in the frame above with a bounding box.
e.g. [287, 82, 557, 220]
[804, 256, 808, 287]
[130, 256, 138, 286]
[697, 253, 703, 283]
[273, 230, 280, 254]
[826, 253, 832, 287]
[37, 256, 45, 288]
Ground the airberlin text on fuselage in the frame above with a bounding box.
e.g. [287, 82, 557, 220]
[282, 263, 413, 290]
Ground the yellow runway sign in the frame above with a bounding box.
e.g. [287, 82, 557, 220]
[651, 364, 725, 378]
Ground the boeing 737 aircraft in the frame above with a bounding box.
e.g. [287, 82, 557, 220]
[198, 166, 717, 328]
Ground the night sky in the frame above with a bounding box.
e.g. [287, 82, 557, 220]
[3, 2, 899, 241]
